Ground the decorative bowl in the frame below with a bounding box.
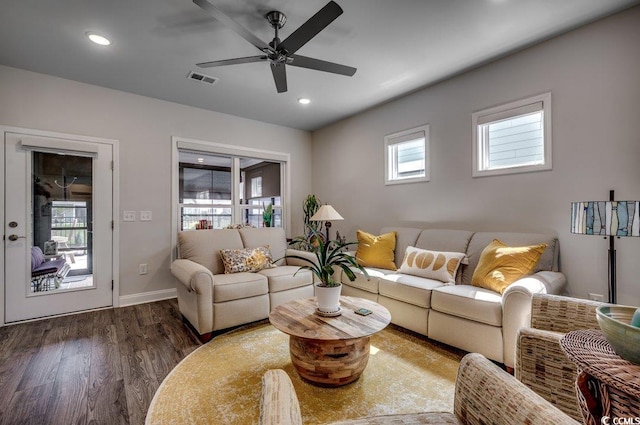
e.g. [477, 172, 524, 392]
[596, 305, 640, 365]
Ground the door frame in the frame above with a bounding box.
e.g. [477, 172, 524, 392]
[0, 126, 120, 326]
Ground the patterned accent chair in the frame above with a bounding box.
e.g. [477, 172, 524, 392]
[515, 293, 602, 421]
[259, 353, 579, 425]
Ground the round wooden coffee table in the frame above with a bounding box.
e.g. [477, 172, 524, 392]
[269, 296, 391, 387]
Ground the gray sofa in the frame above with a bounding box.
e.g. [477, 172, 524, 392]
[171, 227, 315, 340]
[340, 227, 567, 368]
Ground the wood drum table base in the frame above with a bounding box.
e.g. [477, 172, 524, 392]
[269, 296, 391, 388]
[290, 335, 370, 387]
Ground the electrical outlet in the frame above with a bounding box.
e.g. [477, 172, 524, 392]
[140, 211, 152, 221]
[123, 211, 136, 222]
[139, 263, 148, 275]
[588, 293, 604, 302]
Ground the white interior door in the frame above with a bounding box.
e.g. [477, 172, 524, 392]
[4, 132, 114, 322]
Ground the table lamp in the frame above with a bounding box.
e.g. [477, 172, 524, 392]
[310, 204, 344, 242]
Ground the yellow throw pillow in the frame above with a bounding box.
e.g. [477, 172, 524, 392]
[471, 239, 547, 294]
[398, 246, 466, 284]
[356, 230, 397, 270]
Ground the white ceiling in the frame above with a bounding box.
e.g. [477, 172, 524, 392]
[1, 0, 638, 131]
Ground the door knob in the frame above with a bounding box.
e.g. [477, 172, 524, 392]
[8, 234, 26, 241]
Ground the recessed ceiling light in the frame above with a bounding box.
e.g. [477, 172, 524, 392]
[86, 32, 111, 46]
[197, 157, 205, 163]
[298, 98, 311, 105]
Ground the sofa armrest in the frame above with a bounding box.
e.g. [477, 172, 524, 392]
[170, 259, 214, 296]
[501, 271, 567, 368]
[454, 353, 579, 425]
[259, 369, 302, 425]
[515, 327, 583, 421]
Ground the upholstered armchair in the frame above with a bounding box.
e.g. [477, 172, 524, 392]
[259, 353, 578, 425]
[515, 293, 602, 421]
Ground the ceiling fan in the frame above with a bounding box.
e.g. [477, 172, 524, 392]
[193, 0, 357, 93]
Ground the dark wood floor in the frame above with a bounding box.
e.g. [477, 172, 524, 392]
[0, 299, 201, 425]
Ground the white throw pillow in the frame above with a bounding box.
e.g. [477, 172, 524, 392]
[398, 246, 466, 284]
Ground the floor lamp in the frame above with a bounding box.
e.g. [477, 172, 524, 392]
[310, 204, 344, 242]
[571, 190, 640, 304]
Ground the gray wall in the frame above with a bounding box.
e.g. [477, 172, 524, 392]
[311, 7, 640, 305]
[0, 65, 312, 299]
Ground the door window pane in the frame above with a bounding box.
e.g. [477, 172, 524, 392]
[32, 152, 93, 292]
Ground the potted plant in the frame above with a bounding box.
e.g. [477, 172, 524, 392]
[286, 230, 369, 314]
[262, 202, 273, 227]
[303, 194, 322, 235]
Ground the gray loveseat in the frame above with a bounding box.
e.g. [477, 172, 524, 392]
[341, 227, 567, 368]
[171, 227, 315, 341]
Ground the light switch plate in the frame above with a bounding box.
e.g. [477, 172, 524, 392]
[140, 211, 152, 221]
[123, 211, 136, 222]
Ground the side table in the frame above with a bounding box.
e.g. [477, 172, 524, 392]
[560, 329, 640, 425]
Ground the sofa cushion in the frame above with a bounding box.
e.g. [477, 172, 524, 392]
[32, 258, 67, 277]
[431, 285, 502, 326]
[178, 229, 244, 275]
[31, 246, 46, 270]
[471, 239, 547, 294]
[398, 246, 466, 284]
[239, 227, 288, 266]
[355, 230, 397, 270]
[414, 229, 474, 254]
[258, 266, 312, 293]
[213, 272, 268, 303]
[341, 267, 395, 294]
[220, 246, 274, 274]
[379, 273, 445, 308]
[380, 227, 422, 268]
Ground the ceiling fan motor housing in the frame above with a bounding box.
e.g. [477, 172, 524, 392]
[266, 11, 286, 29]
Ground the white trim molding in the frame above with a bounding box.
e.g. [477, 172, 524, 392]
[119, 288, 177, 307]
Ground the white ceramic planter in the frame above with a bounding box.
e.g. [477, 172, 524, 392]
[315, 283, 342, 313]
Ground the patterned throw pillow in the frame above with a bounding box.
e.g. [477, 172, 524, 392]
[219, 246, 274, 274]
[398, 246, 466, 284]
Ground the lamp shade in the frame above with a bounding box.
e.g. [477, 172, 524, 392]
[571, 201, 640, 236]
[310, 204, 344, 221]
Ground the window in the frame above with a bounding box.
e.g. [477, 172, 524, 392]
[179, 156, 233, 230]
[172, 138, 289, 239]
[384, 124, 430, 185]
[472, 92, 552, 177]
[251, 176, 262, 198]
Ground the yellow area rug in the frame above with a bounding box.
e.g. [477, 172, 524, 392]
[146, 322, 463, 424]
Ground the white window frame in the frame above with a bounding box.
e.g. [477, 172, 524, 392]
[472, 92, 552, 178]
[384, 124, 430, 185]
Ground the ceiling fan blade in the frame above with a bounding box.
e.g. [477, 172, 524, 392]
[197, 56, 266, 68]
[270, 63, 288, 93]
[193, 0, 272, 53]
[289, 54, 356, 76]
[278, 1, 343, 55]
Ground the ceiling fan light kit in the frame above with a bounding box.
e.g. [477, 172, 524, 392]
[193, 0, 356, 93]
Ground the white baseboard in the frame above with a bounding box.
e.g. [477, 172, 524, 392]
[119, 288, 177, 307]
